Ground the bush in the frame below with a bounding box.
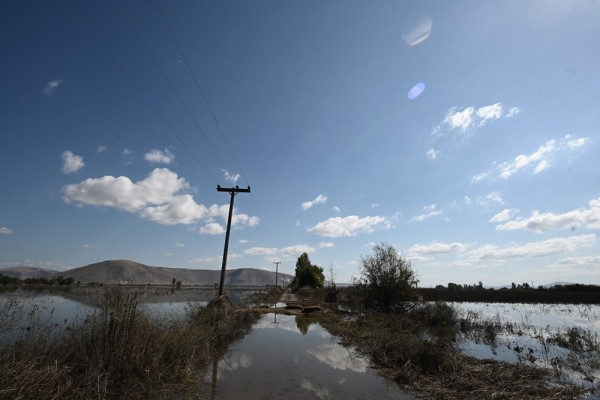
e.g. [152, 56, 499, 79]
[354, 242, 419, 312]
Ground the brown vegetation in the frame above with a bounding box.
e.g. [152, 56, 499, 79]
[298, 287, 593, 399]
[0, 288, 260, 399]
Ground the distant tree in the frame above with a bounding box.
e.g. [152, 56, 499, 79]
[477, 281, 484, 290]
[176, 280, 182, 290]
[355, 242, 419, 312]
[447, 282, 461, 290]
[435, 284, 446, 290]
[511, 282, 516, 290]
[291, 253, 324, 289]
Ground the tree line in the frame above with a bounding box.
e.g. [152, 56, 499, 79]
[0, 274, 76, 286]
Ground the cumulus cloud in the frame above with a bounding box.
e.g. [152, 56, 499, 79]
[243, 247, 278, 255]
[333, 206, 341, 213]
[281, 244, 316, 256]
[302, 195, 327, 211]
[426, 147, 440, 160]
[319, 241, 334, 248]
[307, 215, 387, 238]
[468, 234, 595, 262]
[409, 204, 441, 222]
[506, 107, 520, 118]
[145, 148, 174, 164]
[222, 169, 240, 184]
[553, 256, 600, 269]
[199, 223, 225, 235]
[43, 79, 62, 95]
[435, 103, 508, 135]
[62, 168, 259, 228]
[474, 135, 589, 181]
[409, 242, 468, 256]
[495, 197, 600, 233]
[0, 227, 14, 234]
[489, 208, 519, 223]
[475, 103, 503, 126]
[61, 151, 85, 174]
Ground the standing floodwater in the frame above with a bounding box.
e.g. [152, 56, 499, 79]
[200, 313, 413, 399]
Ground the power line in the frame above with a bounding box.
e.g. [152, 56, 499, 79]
[62, 0, 220, 186]
[115, 0, 230, 176]
[155, 0, 275, 249]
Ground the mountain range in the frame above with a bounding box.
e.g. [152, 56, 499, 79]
[0, 260, 293, 286]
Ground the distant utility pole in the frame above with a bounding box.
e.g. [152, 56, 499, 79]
[216, 185, 250, 296]
[273, 261, 281, 287]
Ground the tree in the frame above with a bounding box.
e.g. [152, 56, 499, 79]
[355, 242, 419, 312]
[291, 252, 324, 289]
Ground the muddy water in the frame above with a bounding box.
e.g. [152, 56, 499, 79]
[199, 313, 413, 400]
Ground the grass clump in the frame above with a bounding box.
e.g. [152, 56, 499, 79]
[0, 287, 259, 400]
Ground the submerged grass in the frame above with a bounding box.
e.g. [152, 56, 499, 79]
[0, 288, 260, 400]
[303, 287, 593, 399]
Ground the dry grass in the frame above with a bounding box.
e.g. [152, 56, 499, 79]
[0, 288, 260, 400]
[313, 301, 590, 399]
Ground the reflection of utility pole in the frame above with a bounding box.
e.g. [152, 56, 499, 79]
[273, 261, 281, 288]
[216, 185, 251, 296]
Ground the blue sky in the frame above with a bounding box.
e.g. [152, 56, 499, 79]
[1, 1, 599, 286]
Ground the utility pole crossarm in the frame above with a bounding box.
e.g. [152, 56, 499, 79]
[216, 184, 251, 297]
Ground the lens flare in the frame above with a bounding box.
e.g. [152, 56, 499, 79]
[402, 16, 432, 46]
[407, 82, 426, 99]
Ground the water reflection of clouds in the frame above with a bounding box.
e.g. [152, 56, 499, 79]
[301, 378, 330, 400]
[307, 344, 368, 373]
[253, 314, 301, 334]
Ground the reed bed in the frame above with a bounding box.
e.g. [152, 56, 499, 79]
[0, 288, 259, 400]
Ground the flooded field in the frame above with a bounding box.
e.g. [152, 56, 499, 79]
[199, 313, 413, 399]
[2, 288, 599, 398]
[454, 302, 600, 392]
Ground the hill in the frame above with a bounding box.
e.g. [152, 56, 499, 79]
[60, 260, 293, 286]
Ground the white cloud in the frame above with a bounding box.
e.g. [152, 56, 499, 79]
[333, 206, 341, 213]
[475, 135, 589, 181]
[476, 103, 503, 126]
[63, 168, 258, 227]
[43, 79, 62, 95]
[495, 197, 600, 233]
[145, 148, 174, 164]
[141, 194, 207, 225]
[409, 242, 468, 256]
[500, 139, 555, 178]
[61, 150, 85, 174]
[489, 208, 519, 223]
[243, 247, 278, 255]
[444, 106, 475, 131]
[566, 135, 587, 149]
[175, 242, 185, 247]
[553, 256, 600, 269]
[468, 234, 595, 262]
[410, 204, 441, 222]
[426, 147, 440, 160]
[478, 192, 504, 206]
[0, 227, 14, 234]
[434, 103, 516, 137]
[64, 168, 188, 212]
[506, 107, 520, 118]
[281, 244, 316, 256]
[239, 239, 250, 244]
[302, 194, 327, 211]
[97, 145, 106, 153]
[307, 215, 386, 238]
[199, 223, 225, 235]
[319, 241, 334, 249]
[83, 243, 94, 248]
[222, 169, 240, 184]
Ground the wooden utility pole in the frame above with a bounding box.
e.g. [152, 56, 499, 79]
[216, 185, 250, 296]
[273, 261, 281, 287]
